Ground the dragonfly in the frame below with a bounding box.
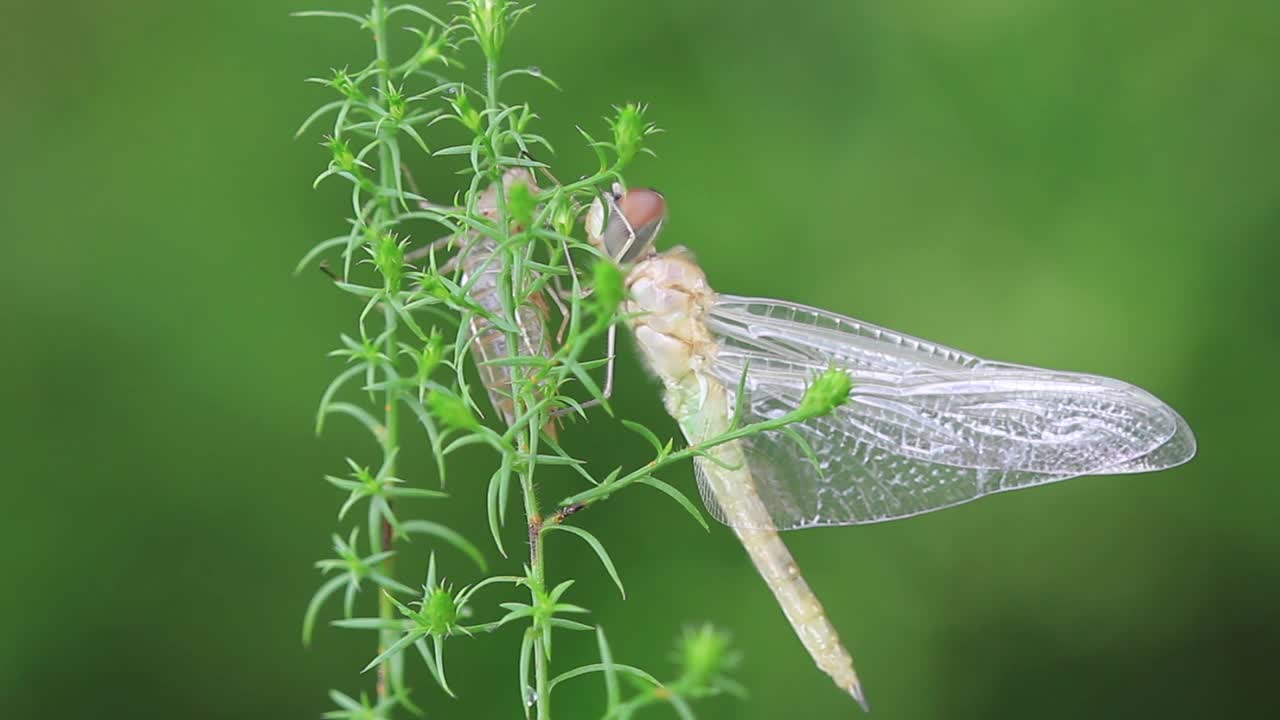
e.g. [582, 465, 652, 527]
[584, 184, 1197, 710]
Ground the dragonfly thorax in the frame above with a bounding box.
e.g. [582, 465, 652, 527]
[626, 250, 718, 388]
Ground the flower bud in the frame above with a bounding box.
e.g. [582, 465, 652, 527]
[327, 136, 357, 173]
[610, 103, 656, 168]
[427, 389, 478, 431]
[798, 368, 853, 417]
[507, 177, 536, 230]
[329, 68, 364, 101]
[676, 624, 737, 691]
[417, 274, 452, 302]
[450, 89, 483, 135]
[591, 260, 624, 319]
[385, 85, 406, 122]
[549, 194, 576, 237]
[416, 330, 444, 382]
[373, 234, 405, 292]
[423, 587, 459, 634]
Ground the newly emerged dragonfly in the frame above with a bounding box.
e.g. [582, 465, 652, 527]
[585, 185, 1196, 709]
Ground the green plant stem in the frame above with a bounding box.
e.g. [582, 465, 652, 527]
[370, 0, 401, 705]
[559, 408, 820, 509]
[478, 33, 554, 720]
[535, 636, 550, 719]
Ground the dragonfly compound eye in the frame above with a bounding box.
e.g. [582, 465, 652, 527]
[618, 189, 666, 260]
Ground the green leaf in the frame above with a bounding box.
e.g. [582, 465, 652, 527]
[295, 101, 348, 141]
[369, 572, 415, 595]
[779, 425, 822, 477]
[730, 359, 752, 429]
[302, 574, 348, 646]
[327, 689, 362, 712]
[331, 617, 405, 631]
[542, 525, 625, 598]
[498, 605, 535, 625]
[666, 693, 696, 720]
[486, 458, 511, 558]
[432, 144, 477, 157]
[561, 357, 611, 415]
[547, 663, 661, 694]
[576, 125, 609, 173]
[414, 636, 455, 697]
[316, 364, 367, 434]
[636, 477, 708, 530]
[401, 395, 447, 485]
[401, 520, 488, 573]
[361, 628, 425, 673]
[621, 419, 666, 454]
[455, 575, 524, 607]
[322, 399, 381, 435]
[499, 66, 561, 91]
[597, 627, 621, 710]
[387, 4, 447, 26]
[518, 630, 535, 719]
[291, 10, 368, 25]
[384, 486, 448, 500]
[296, 234, 354, 275]
[538, 435, 597, 485]
[400, 123, 432, 154]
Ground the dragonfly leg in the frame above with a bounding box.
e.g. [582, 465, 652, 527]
[546, 234, 581, 344]
[548, 279, 571, 345]
[602, 322, 616, 400]
[527, 153, 564, 188]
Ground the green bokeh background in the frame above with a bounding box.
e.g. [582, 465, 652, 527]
[3, 1, 1277, 717]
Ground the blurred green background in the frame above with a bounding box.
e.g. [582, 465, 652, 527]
[3, 1, 1278, 717]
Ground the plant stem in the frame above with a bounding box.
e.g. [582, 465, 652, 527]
[480, 31, 554, 720]
[559, 409, 822, 509]
[535, 636, 550, 720]
[370, 0, 400, 704]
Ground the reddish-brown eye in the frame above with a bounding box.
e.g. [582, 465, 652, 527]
[620, 189, 666, 232]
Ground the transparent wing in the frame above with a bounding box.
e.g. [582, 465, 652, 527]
[701, 295, 1197, 530]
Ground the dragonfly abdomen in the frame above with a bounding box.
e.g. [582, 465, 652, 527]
[460, 236, 554, 432]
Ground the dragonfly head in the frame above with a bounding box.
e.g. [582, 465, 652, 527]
[586, 183, 666, 265]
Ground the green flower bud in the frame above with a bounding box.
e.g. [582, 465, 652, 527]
[507, 176, 536, 230]
[466, 0, 513, 60]
[416, 330, 445, 382]
[798, 368, 853, 418]
[676, 624, 737, 691]
[373, 234, 405, 293]
[329, 68, 364, 101]
[610, 102, 656, 168]
[427, 389, 477, 431]
[515, 103, 536, 134]
[417, 274, 452, 302]
[423, 587, 459, 634]
[385, 85, 407, 122]
[327, 136, 357, 173]
[412, 28, 448, 69]
[591, 260, 624, 319]
[549, 193, 576, 237]
[450, 88, 483, 135]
